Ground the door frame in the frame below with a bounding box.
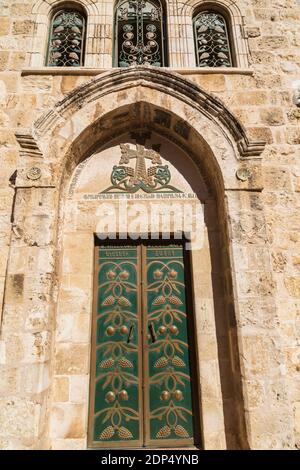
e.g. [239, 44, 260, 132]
[87, 235, 202, 449]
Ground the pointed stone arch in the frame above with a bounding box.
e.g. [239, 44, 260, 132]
[31, 67, 265, 193]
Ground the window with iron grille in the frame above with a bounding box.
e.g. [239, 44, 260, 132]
[193, 11, 232, 67]
[46, 9, 86, 67]
[114, 0, 167, 67]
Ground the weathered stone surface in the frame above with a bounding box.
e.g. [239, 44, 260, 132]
[285, 277, 300, 298]
[0, 18, 10, 37]
[55, 344, 89, 375]
[286, 127, 300, 145]
[0, 399, 41, 439]
[246, 27, 261, 38]
[53, 377, 69, 403]
[12, 21, 34, 36]
[260, 108, 285, 126]
[257, 36, 289, 50]
[0, 51, 10, 70]
[50, 404, 86, 439]
[272, 251, 288, 273]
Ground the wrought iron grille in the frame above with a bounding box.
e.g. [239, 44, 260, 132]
[115, 0, 166, 67]
[194, 11, 232, 67]
[47, 10, 85, 66]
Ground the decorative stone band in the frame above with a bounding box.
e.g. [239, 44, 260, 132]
[237, 138, 266, 159]
[15, 133, 43, 158]
[33, 67, 266, 159]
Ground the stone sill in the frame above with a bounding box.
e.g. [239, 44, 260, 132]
[21, 66, 254, 77]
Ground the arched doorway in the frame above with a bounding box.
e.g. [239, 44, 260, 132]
[76, 132, 207, 448]
[53, 121, 247, 449]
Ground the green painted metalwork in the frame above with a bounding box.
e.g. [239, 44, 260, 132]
[194, 11, 232, 67]
[93, 247, 140, 443]
[47, 10, 85, 67]
[101, 144, 182, 194]
[115, 0, 166, 67]
[91, 244, 195, 446]
[146, 246, 194, 442]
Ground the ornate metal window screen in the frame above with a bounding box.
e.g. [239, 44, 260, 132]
[193, 11, 232, 67]
[115, 0, 166, 67]
[47, 9, 86, 66]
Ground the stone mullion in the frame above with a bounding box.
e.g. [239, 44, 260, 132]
[231, 17, 249, 68]
[97, 1, 113, 68]
[0, 186, 58, 449]
[99, 22, 113, 68]
[29, 16, 48, 67]
[179, 16, 196, 68]
[168, 7, 195, 68]
[85, 10, 113, 68]
[86, 19, 101, 67]
[168, 15, 182, 67]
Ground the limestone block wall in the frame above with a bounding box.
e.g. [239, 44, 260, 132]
[0, 0, 299, 450]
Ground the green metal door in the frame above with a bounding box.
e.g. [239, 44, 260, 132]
[143, 246, 194, 446]
[89, 243, 197, 448]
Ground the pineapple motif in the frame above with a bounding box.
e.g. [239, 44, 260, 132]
[156, 425, 171, 438]
[99, 426, 115, 440]
[174, 425, 189, 438]
[99, 358, 115, 369]
[154, 356, 168, 368]
[118, 427, 133, 439]
[118, 357, 133, 368]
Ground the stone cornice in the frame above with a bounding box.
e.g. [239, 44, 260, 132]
[21, 67, 254, 76]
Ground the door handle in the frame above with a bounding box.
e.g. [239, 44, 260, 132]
[148, 322, 157, 343]
[127, 324, 134, 344]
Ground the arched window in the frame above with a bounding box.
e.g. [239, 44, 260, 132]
[114, 0, 167, 67]
[193, 10, 233, 67]
[46, 8, 86, 66]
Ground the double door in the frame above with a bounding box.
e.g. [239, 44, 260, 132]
[89, 242, 199, 448]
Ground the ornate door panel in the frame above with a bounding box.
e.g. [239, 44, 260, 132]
[89, 246, 142, 447]
[89, 243, 197, 448]
[144, 246, 194, 446]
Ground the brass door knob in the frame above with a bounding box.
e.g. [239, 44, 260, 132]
[159, 325, 167, 335]
[169, 325, 178, 334]
[174, 390, 183, 400]
[119, 390, 129, 400]
[161, 390, 171, 401]
[106, 326, 115, 336]
[120, 325, 129, 335]
[106, 391, 115, 402]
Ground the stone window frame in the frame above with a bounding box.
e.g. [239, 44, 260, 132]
[30, 0, 114, 68]
[171, 0, 249, 68]
[193, 8, 234, 68]
[112, 0, 169, 68]
[29, 0, 249, 71]
[46, 5, 87, 67]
